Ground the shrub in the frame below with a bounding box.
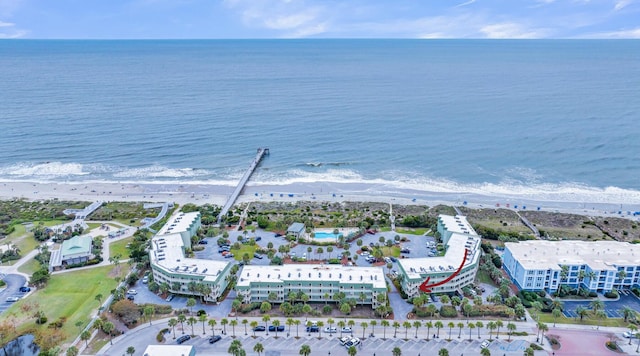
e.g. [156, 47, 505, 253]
[588, 291, 597, 298]
[156, 330, 165, 342]
[239, 302, 261, 313]
[439, 305, 458, 318]
[604, 291, 619, 299]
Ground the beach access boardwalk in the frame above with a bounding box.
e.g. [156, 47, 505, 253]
[217, 148, 269, 224]
[515, 211, 540, 238]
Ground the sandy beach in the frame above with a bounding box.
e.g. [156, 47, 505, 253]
[1, 180, 639, 221]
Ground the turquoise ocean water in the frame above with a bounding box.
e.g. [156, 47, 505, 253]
[1, 40, 639, 206]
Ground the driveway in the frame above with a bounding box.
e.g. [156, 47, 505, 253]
[0, 274, 27, 315]
[562, 293, 640, 318]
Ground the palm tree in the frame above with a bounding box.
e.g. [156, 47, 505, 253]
[434, 321, 443, 339]
[476, 321, 483, 339]
[457, 322, 464, 339]
[495, 320, 503, 339]
[242, 319, 248, 335]
[468, 322, 475, 341]
[539, 323, 549, 344]
[209, 319, 218, 337]
[622, 306, 637, 322]
[507, 322, 516, 341]
[413, 321, 422, 338]
[447, 321, 454, 340]
[199, 314, 208, 334]
[299, 344, 311, 356]
[250, 321, 258, 337]
[228, 339, 243, 355]
[186, 297, 197, 315]
[425, 321, 433, 340]
[393, 321, 400, 338]
[272, 319, 281, 338]
[347, 346, 357, 356]
[487, 321, 496, 340]
[254, 343, 264, 356]
[575, 305, 589, 321]
[262, 315, 271, 335]
[187, 317, 197, 335]
[178, 314, 187, 334]
[628, 324, 638, 345]
[381, 320, 390, 339]
[392, 347, 402, 356]
[438, 348, 449, 356]
[168, 318, 178, 339]
[480, 348, 491, 356]
[125, 346, 135, 356]
[221, 318, 229, 335]
[552, 308, 562, 326]
[617, 270, 628, 287]
[102, 321, 115, 345]
[230, 319, 238, 337]
[370, 320, 377, 337]
[361, 322, 369, 339]
[294, 319, 301, 337]
[400, 321, 409, 339]
[524, 347, 535, 356]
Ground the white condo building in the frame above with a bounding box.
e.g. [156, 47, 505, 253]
[397, 215, 482, 298]
[235, 264, 388, 308]
[504, 240, 640, 293]
[150, 211, 233, 302]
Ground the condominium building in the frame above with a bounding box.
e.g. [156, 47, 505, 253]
[397, 215, 482, 298]
[504, 240, 640, 293]
[150, 211, 233, 302]
[235, 264, 387, 308]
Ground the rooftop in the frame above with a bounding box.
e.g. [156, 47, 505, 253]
[399, 232, 481, 280]
[61, 235, 92, 256]
[287, 222, 305, 233]
[438, 215, 477, 236]
[156, 211, 200, 236]
[237, 264, 386, 289]
[143, 344, 194, 356]
[151, 232, 229, 282]
[505, 240, 640, 271]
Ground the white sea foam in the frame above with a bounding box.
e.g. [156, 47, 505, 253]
[113, 165, 211, 179]
[0, 162, 91, 177]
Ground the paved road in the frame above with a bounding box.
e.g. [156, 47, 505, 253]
[563, 292, 640, 318]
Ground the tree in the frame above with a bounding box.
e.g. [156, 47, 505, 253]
[250, 321, 258, 337]
[507, 322, 516, 341]
[126, 346, 135, 356]
[457, 322, 464, 339]
[538, 322, 549, 344]
[102, 321, 115, 345]
[199, 314, 208, 334]
[66, 346, 79, 356]
[111, 300, 141, 325]
[495, 320, 503, 339]
[178, 314, 187, 334]
[468, 322, 475, 341]
[476, 321, 484, 339]
[447, 321, 454, 339]
[228, 339, 243, 355]
[209, 319, 218, 337]
[242, 319, 249, 335]
[487, 321, 496, 340]
[590, 299, 604, 314]
[260, 301, 272, 313]
[221, 318, 229, 335]
[80, 329, 91, 347]
[413, 321, 422, 338]
[438, 348, 449, 356]
[230, 319, 238, 337]
[552, 308, 562, 326]
[524, 347, 535, 356]
[272, 319, 281, 338]
[144, 305, 155, 325]
[622, 306, 637, 323]
[481, 347, 491, 356]
[95, 293, 103, 306]
[187, 316, 197, 335]
[393, 321, 400, 338]
[262, 315, 271, 335]
[575, 306, 589, 321]
[381, 320, 390, 339]
[370, 320, 377, 337]
[347, 346, 357, 356]
[186, 298, 197, 315]
[254, 343, 264, 356]
[434, 321, 443, 339]
[168, 318, 178, 339]
[392, 347, 402, 356]
[299, 344, 311, 356]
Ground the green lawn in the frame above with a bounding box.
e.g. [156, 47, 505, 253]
[537, 313, 627, 328]
[395, 228, 430, 235]
[109, 236, 133, 259]
[17, 257, 41, 276]
[86, 222, 103, 230]
[231, 244, 259, 261]
[2, 265, 127, 344]
[381, 246, 401, 257]
[475, 269, 498, 287]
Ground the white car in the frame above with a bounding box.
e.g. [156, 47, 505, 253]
[5, 296, 20, 302]
[624, 331, 639, 338]
[344, 338, 360, 348]
[480, 340, 490, 349]
[341, 327, 353, 333]
[361, 251, 369, 256]
[127, 289, 138, 295]
[339, 336, 351, 345]
[324, 327, 337, 333]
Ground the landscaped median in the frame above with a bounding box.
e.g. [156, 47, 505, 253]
[0, 265, 127, 350]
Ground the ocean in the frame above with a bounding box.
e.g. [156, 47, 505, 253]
[1, 40, 639, 207]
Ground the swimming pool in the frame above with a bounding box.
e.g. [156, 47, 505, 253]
[314, 232, 342, 239]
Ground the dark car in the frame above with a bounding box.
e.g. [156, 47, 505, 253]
[256, 236, 262, 241]
[306, 326, 319, 332]
[254, 253, 263, 259]
[218, 247, 230, 253]
[269, 325, 285, 332]
[176, 335, 191, 344]
[389, 256, 397, 262]
[19, 286, 31, 293]
[253, 326, 266, 332]
[209, 335, 222, 344]
[369, 242, 375, 247]
[198, 240, 208, 244]
[127, 295, 135, 301]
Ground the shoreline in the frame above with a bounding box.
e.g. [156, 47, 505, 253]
[0, 180, 639, 221]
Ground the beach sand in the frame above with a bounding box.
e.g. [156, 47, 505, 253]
[1, 180, 639, 221]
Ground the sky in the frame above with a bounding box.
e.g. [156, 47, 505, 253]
[1, 0, 640, 39]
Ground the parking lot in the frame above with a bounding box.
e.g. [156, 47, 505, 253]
[171, 333, 531, 356]
[0, 274, 28, 315]
[563, 291, 640, 318]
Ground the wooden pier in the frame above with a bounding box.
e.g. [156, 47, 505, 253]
[217, 148, 269, 224]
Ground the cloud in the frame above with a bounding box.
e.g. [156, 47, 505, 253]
[0, 20, 14, 27]
[454, 0, 476, 8]
[614, 0, 634, 10]
[589, 26, 640, 38]
[224, 0, 329, 38]
[480, 22, 549, 38]
[0, 18, 25, 38]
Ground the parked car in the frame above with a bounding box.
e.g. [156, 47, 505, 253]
[198, 240, 208, 244]
[341, 327, 352, 333]
[324, 327, 337, 333]
[165, 294, 174, 302]
[624, 331, 639, 338]
[344, 338, 360, 348]
[369, 242, 375, 247]
[339, 336, 351, 345]
[127, 289, 137, 295]
[218, 247, 230, 253]
[127, 295, 135, 301]
[256, 236, 262, 241]
[176, 335, 191, 344]
[269, 325, 285, 332]
[254, 253, 263, 259]
[253, 326, 266, 332]
[142, 276, 149, 284]
[224, 253, 234, 258]
[209, 335, 222, 343]
[19, 286, 31, 293]
[401, 248, 410, 253]
[480, 340, 490, 349]
[389, 256, 397, 262]
[306, 326, 319, 332]
[5, 296, 20, 302]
